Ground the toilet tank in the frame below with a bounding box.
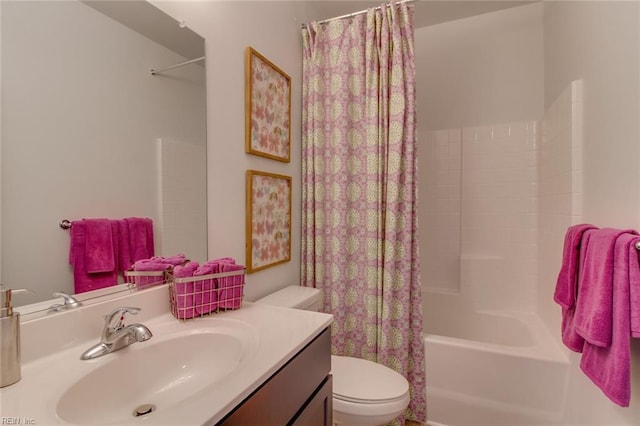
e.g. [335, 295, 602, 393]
[254, 286, 322, 312]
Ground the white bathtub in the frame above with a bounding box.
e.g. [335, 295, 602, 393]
[424, 308, 570, 425]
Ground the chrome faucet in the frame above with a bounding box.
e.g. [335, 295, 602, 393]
[80, 307, 152, 360]
[48, 292, 83, 312]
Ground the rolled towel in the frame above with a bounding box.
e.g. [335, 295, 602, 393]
[174, 261, 200, 278]
[194, 262, 221, 276]
[132, 260, 172, 272]
[150, 254, 186, 266]
[192, 260, 227, 315]
[206, 257, 236, 265]
[218, 263, 245, 309]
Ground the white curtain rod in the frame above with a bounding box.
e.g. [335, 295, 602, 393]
[150, 56, 205, 76]
[301, 0, 415, 29]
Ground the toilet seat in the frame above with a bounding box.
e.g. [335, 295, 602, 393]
[331, 355, 410, 404]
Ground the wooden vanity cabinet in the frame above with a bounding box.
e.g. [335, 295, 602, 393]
[218, 327, 332, 426]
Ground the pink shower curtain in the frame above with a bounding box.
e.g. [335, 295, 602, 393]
[301, 2, 425, 423]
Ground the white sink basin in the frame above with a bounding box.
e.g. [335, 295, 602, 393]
[1, 296, 333, 426]
[57, 330, 248, 424]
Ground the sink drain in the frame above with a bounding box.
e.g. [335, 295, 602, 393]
[133, 404, 156, 417]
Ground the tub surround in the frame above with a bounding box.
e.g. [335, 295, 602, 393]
[0, 285, 333, 424]
[424, 309, 569, 425]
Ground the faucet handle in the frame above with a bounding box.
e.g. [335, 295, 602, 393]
[53, 292, 82, 308]
[104, 307, 141, 331]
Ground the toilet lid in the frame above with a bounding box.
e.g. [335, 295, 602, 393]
[331, 355, 409, 404]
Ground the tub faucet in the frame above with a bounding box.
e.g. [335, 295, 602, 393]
[80, 306, 153, 360]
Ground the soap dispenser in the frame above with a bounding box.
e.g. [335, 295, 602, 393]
[0, 286, 31, 387]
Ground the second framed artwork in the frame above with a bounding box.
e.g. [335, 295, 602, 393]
[246, 170, 292, 273]
[245, 47, 291, 163]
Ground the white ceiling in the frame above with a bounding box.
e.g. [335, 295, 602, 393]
[82, 0, 538, 60]
[81, 0, 204, 59]
[304, 0, 538, 29]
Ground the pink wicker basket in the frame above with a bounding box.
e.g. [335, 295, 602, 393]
[124, 269, 169, 290]
[168, 269, 245, 320]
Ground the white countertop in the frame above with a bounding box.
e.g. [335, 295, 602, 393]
[0, 287, 333, 425]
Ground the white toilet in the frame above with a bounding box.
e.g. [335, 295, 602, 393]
[255, 286, 410, 426]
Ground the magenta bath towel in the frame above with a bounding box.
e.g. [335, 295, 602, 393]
[69, 220, 118, 294]
[125, 217, 154, 264]
[579, 232, 640, 406]
[554, 224, 598, 309]
[555, 225, 597, 352]
[574, 228, 637, 348]
[631, 239, 640, 338]
[117, 220, 132, 272]
[83, 219, 116, 273]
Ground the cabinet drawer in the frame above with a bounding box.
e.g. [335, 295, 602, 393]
[219, 327, 331, 425]
[290, 375, 332, 426]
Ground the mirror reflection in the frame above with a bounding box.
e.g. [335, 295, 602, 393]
[1, 0, 207, 311]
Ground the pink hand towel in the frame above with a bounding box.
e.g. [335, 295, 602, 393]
[83, 219, 116, 273]
[554, 224, 598, 309]
[574, 228, 637, 347]
[579, 233, 640, 406]
[69, 220, 118, 294]
[125, 217, 154, 263]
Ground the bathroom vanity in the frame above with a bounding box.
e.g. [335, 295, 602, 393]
[220, 328, 332, 425]
[0, 285, 333, 425]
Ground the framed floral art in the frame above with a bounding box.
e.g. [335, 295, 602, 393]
[246, 170, 292, 273]
[245, 47, 291, 163]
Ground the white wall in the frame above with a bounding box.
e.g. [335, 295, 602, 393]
[151, 1, 328, 302]
[417, 1, 640, 421]
[544, 1, 640, 229]
[543, 1, 640, 422]
[415, 2, 544, 132]
[1, 1, 206, 301]
[538, 80, 584, 339]
[416, 3, 543, 313]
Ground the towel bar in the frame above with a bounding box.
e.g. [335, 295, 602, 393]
[59, 219, 72, 230]
[636, 241, 640, 251]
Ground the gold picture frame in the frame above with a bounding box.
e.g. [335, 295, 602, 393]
[246, 170, 292, 273]
[245, 47, 291, 163]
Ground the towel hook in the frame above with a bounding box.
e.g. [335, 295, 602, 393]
[59, 219, 72, 230]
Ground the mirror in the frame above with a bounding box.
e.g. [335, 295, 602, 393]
[1, 0, 207, 314]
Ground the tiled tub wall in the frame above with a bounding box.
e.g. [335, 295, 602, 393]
[421, 120, 539, 312]
[537, 80, 584, 334]
[420, 80, 583, 317]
